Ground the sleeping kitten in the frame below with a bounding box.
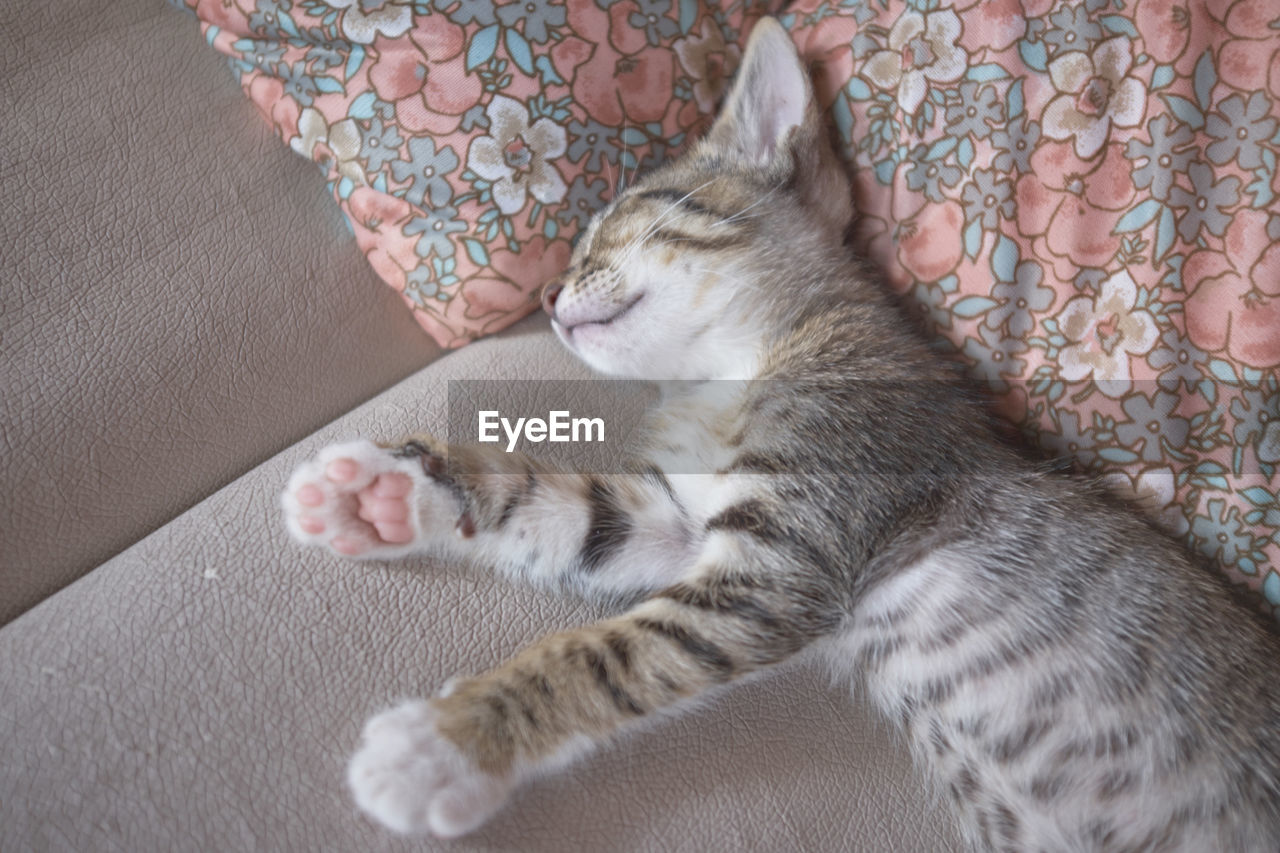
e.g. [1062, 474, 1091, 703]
[282, 19, 1280, 851]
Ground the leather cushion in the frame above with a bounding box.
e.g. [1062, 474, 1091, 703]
[0, 0, 441, 624]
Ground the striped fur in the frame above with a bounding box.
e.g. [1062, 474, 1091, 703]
[288, 19, 1280, 848]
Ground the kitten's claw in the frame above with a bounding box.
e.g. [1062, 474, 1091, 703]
[348, 699, 513, 837]
[282, 439, 433, 559]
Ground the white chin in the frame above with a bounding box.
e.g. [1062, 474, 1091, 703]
[552, 319, 629, 375]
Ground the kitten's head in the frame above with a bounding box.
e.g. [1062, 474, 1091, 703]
[543, 19, 853, 379]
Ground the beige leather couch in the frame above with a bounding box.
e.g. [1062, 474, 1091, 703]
[0, 3, 959, 849]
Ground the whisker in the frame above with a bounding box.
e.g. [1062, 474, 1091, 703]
[618, 119, 630, 195]
[687, 266, 747, 289]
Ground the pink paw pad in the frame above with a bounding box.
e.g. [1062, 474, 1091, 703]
[296, 484, 325, 507]
[298, 515, 325, 534]
[360, 473, 415, 545]
[283, 442, 422, 557]
[326, 458, 361, 483]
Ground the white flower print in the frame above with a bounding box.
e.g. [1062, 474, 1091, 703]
[1042, 36, 1145, 159]
[323, 0, 413, 44]
[1101, 467, 1190, 536]
[861, 9, 967, 115]
[291, 107, 366, 188]
[466, 96, 567, 216]
[1057, 270, 1158, 396]
[674, 20, 741, 113]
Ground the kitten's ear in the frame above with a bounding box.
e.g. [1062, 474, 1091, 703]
[707, 18, 853, 235]
[707, 18, 812, 166]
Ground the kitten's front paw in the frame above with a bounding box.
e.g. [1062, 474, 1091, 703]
[282, 439, 450, 559]
[348, 699, 514, 837]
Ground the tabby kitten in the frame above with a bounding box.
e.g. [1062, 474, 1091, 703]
[282, 19, 1280, 850]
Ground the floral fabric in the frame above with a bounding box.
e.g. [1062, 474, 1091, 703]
[178, 0, 1280, 612]
[178, 0, 781, 346]
[786, 0, 1280, 613]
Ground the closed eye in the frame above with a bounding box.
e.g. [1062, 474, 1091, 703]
[631, 187, 730, 221]
[632, 183, 780, 231]
[647, 227, 746, 254]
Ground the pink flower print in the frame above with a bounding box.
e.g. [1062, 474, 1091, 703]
[570, 38, 676, 126]
[346, 186, 419, 287]
[246, 73, 301, 141]
[1218, 37, 1280, 100]
[466, 235, 573, 318]
[956, 0, 1027, 53]
[1042, 37, 1145, 159]
[792, 13, 858, 108]
[367, 16, 482, 135]
[467, 96, 567, 215]
[1132, 0, 1222, 72]
[674, 20, 740, 113]
[1217, 1, 1280, 98]
[1225, 0, 1278, 37]
[192, 0, 256, 34]
[861, 8, 966, 114]
[1016, 142, 1133, 268]
[895, 199, 965, 283]
[324, 0, 414, 44]
[603, 0, 651, 56]
[1056, 270, 1159, 395]
[348, 184, 413, 232]
[950, 0, 1056, 14]
[1184, 210, 1280, 369]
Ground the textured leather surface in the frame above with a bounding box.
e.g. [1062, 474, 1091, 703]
[0, 317, 962, 852]
[0, 2, 441, 623]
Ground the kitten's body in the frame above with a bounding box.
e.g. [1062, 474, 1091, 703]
[283, 20, 1280, 850]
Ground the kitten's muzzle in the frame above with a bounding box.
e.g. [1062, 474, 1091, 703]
[552, 293, 645, 335]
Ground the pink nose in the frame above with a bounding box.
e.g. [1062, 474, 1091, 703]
[541, 282, 563, 315]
